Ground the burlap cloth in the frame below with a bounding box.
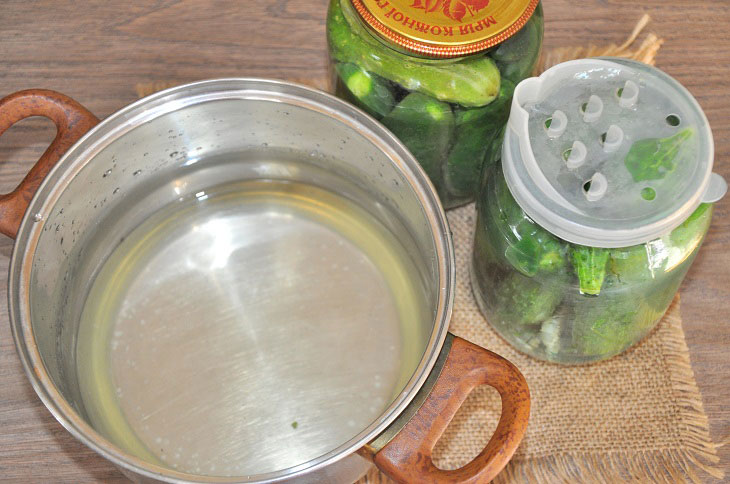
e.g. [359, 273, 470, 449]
[135, 16, 722, 483]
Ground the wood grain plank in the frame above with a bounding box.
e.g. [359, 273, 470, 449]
[0, 0, 728, 481]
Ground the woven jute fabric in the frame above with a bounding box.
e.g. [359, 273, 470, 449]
[356, 205, 721, 484]
[135, 16, 721, 483]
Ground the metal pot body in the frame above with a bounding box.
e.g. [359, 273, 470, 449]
[4, 81, 528, 484]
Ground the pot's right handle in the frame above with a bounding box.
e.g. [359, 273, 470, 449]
[373, 335, 530, 483]
[0, 89, 99, 239]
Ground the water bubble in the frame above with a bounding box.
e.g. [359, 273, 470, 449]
[113, 187, 120, 195]
[103, 169, 112, 178]
[33, 213, 43, 222]
[133, 169, 142, 176]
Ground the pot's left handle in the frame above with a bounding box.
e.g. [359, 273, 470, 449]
[0, 89, 99, 239]
[370, 334, 530, 483]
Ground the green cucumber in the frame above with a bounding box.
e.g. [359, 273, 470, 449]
[334, 62, 396, 119]
[445, 79, 515, 198]
[381, 92, 454, 191]
[492, 4, 543, 83]
[570, 245, 610, 296]
[327, 0, 500, 107]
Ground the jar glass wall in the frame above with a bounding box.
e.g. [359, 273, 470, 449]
[471, 162, 713, 364]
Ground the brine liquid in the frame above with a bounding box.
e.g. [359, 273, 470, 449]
[76, 179, 429, 476]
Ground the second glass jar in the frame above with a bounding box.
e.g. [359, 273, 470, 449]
[472, 161, 713, 364]
[326, 0, 543, 209]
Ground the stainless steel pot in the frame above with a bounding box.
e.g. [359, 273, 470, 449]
[1, 80, 529, 483]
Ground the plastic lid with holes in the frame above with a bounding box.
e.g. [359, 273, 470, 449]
[502, 57, 727, 248]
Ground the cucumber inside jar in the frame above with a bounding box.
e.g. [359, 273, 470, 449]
[446, 79, 515, 203]
[381, 92, 454, 193]
[326, 0, 543, 208]
[334, 63, 396, 119]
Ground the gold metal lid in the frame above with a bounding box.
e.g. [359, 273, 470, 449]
[351, 0, 539, 58]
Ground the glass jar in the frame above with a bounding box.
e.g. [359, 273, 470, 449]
[471, 58, 727, 363]
[326, 0, 543, 209]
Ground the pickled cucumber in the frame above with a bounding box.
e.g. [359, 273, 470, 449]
[382, 93, 454, 191]
[328, 0, 500, 107]
[335, 63, 396, 119]
[445, 79, 515, 198]
[491, 4, 543, 83]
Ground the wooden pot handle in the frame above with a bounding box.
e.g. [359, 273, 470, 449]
[374, 336, 530, 483]
[0, 89, 99, 239]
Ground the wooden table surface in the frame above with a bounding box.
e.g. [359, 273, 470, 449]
[1, 1, 728, 482]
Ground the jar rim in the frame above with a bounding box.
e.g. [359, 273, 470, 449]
[502, 58, 726, 248]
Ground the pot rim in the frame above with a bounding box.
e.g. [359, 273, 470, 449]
[8, 78, 455, 483]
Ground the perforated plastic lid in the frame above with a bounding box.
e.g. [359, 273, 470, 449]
[502, 57, 727, 248]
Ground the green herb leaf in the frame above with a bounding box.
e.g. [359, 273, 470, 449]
[624, 128, 694, 182]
